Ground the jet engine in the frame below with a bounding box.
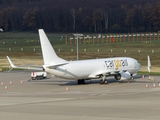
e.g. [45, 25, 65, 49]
[114, 71, 131, 81]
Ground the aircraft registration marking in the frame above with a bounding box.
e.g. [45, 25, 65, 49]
[105, 59, 128, 70]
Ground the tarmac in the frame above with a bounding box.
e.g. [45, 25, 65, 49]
[0, 70, 160, 120]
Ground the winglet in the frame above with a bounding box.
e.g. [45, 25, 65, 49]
[6, 56, 43, 71]
[147, 55, 151, 73]
[6, 56, 16, 68]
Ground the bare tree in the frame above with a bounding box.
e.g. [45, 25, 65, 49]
[103, 10, 108, 32]
[70, 8, 76, 32]
[22, 7, 39, 31]
[92, 8, 103, 32]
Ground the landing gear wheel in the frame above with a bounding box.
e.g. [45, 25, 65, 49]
[104, 80, 108, 84]
[82, 79, 85, 84]
[77, 79, 85, 84]
[100, 80, 104, 84]
[77, 80, 81, 84]
[100, 80, 108, 84]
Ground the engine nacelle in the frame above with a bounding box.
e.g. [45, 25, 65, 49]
[115, 71, 131, 81]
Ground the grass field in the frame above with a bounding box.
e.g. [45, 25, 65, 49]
[0, 31, 160, 73]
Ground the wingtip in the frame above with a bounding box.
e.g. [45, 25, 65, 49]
[6, 56, 15, 68]
[38, 29, 44, 33]
[6, 56, 9, 60]
[147, 55, 151, 73]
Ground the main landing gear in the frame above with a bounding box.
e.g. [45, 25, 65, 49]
[100, 75, 108, 84]
[77, 79, 85, 84]
[100, 80, 108, 84]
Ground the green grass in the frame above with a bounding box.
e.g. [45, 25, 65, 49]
[0, 32, 160, 69]
[138, 71, 160, 76]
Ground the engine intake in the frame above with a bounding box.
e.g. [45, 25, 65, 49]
[115, 71, 131, 81]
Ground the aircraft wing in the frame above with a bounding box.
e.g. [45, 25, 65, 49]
[88, 69, 127, 78]
[6, 56, 43, 72]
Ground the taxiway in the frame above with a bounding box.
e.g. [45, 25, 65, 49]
[0, 71, 160, 120]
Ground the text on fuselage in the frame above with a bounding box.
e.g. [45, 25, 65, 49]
[105, 59, 128, 70]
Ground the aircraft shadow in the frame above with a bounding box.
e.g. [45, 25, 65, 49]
[60, 78, 123, 86]
[27, 75, 152, 86]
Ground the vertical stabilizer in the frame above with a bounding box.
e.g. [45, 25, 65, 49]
[38, 29, 67, 65]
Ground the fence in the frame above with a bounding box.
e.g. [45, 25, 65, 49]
[65, 32, 160, 45]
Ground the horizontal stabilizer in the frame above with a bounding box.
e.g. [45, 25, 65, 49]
[43, 63, 69, 69]
[6, 56, 43, 71]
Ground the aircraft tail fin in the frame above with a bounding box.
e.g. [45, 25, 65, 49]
[38, 29, 68, 65]
[147, 55, 151, 73]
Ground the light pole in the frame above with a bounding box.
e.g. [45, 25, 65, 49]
[73, 33, 83, 60]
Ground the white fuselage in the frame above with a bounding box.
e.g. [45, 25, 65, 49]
[44, 57, 141, 80]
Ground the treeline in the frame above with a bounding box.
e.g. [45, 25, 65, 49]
[0, 0, 160, 33]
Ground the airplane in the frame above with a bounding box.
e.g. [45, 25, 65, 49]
[7, 29, 145, 84]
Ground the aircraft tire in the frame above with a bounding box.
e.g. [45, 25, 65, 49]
[77, 80, 85, 84]
[82, 79, 85, 84]
[77, 80, 81, 84]
[100, 80, 104, 84]
[100, 80, 107, 84]
[104, 80, 108, 84]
